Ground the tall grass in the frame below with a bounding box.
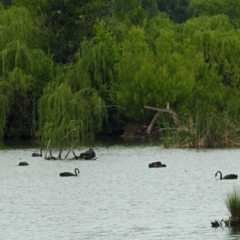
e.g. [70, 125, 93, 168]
[163, 114, 240, 148]
[225, 187, 240, 219]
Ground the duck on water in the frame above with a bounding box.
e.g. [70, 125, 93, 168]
[60, 168, 80, 177]
[19, 162, 29, 166]
[149, 161, 166, 168]
[32, 148, 43, 157]
[215, 171, 238, 180]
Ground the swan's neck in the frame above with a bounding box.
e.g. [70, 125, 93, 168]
[217, 171, 222, 179]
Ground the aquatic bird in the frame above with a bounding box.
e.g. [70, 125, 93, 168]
[32, 148, 42, 157]
[60, 168, 80, 177]
[19, 162, 29, 166]
[215, 171, 238, 180]
[148, 162, 166, 168]
[79, 148, 96, 160]
[211, 221, 221, 228]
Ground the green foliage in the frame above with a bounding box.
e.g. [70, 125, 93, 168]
[38, 60, 107, 140]
[142, 0, 159, 17]
[181, 15, 240, 117]
[1, 0, 11, 8]
[125, 6, 147, 26]
[0, 77, 12, 138]
[82, 20, 119, 98]
[163, 112, 240, 148]
[190, 0, 225, 16]
[13, 0, 113, 63]
[190, 0, 240, 27]
[0, 0, 240, 144]
[193, 113, 238, 147]
[114, 0, 140, 21]
[115, 16, 196, 122]
[0, 6, 54, 139]
[156, 0, 193, 23]
[225, 187, 240, 219]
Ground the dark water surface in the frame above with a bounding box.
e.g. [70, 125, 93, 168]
[1, 139, 240, 240]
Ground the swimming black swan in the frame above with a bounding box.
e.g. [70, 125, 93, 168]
[149, 161, 166, 168]
[60, 168, 80, 177]
[32, 148, 42, 157]
[79, 148, 96, 160]
[215, 171, 238, 180]
[19, 162, 29, 166]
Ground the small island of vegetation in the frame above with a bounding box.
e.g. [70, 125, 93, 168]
[212, 187, 240, 228]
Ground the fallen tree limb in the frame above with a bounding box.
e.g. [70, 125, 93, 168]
[144, 105, 187, 133]
[146, 112, 160, 134]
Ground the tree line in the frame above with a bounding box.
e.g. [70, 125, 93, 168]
[0, 0, 240, 147]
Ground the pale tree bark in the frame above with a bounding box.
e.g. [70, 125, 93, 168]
[144, 105, 187, 134]
[44, 126, 81, 160]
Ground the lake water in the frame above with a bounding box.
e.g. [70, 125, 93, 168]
[1, 139, 240, 240]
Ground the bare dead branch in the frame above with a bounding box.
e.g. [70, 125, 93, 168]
[72, 150, 78, 159]
[144, 105, 187, 133]
[58, 126, 81, 159]
[146, 112, 161, 134]
[65, 140, 77, 158]
[45, 140, 51, 159]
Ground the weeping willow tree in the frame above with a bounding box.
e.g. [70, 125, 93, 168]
[80, 20, 119, 102]
[38, 57, 107, 140]
[0, 6, 54, 139]
[38, 20, 124, 140]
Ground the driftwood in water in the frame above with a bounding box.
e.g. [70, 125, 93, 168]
[144, 105, 187, 134]
[44, 126, 80, 160]
[45, 140, 58, 160]
[58, 126, 80, 159]
[65, 140, 77, 158]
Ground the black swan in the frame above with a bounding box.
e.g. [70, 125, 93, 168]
[79, 148, 96, 160]
[149, 161, 166, 168]
[19, 162, 29, 166]
[32, 148, 42, 157]
[60, 168, 80, 177]
[215, 171, 238, 180]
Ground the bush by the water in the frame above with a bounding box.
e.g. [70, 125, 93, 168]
[212, 187, 240, 228]
[225, 187, 240, 218]
[224, 187, 240, 227]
